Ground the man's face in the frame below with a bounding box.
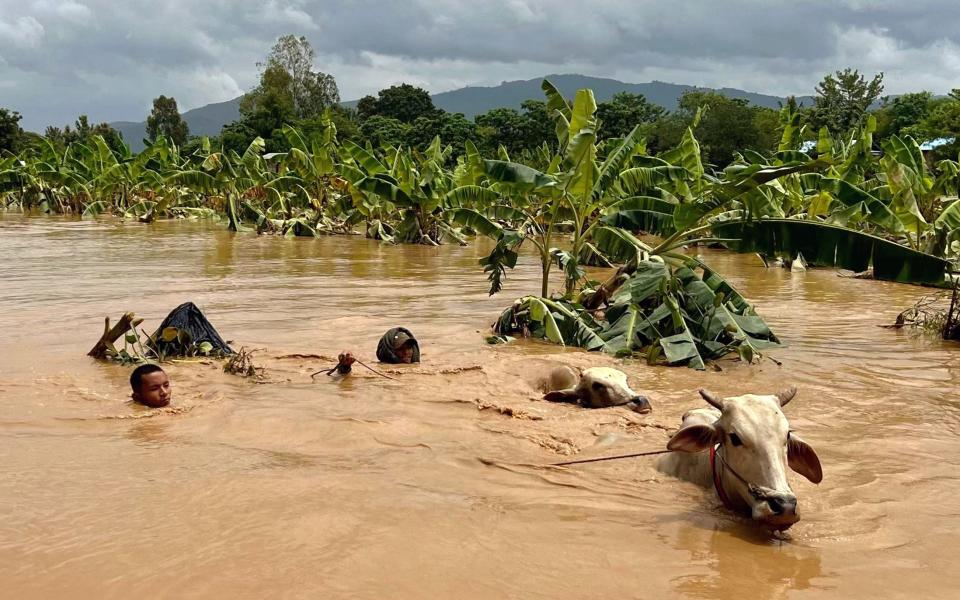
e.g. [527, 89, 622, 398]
[396, 344, 415, 364]
[133, 371, 172, 408]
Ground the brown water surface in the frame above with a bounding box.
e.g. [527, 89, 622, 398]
[1, 214, 958, 599]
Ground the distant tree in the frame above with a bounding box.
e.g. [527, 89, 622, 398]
[475, 107, 530, 156]
[244, 34, 339, 120]
[670, 91, 766, 165]
[810, 68, 884, 135]
[646, 113, 687, 155]
[228, 64, 297, 152]
[327, 106, 361, 141]
[356, 95, 379, 120]
[359, 115, 410, 147]
[472, 101, 560, 156]
[752, 107, 782, 154]
[596, 92, 665, 139]
[219, 35, 341, 153]
[405, 114, 444, 150]
[44, 125, 66, 147]
[372, 84, 437, 123]
[217, 120, 259, 155]
[0, 108, 24, 153]
[146, 95, 189, 145]
[906, 92, 960, 159]
[404, 112, 477, 157]
[874, 91, 934, 140]
[438, 113, 479, 150]
[519, 100, 555, 148]
[44, 115, 126, 155]
[73, 114, 92, 139]
[90, 121, 127, 155]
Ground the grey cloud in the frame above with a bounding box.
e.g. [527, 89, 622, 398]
[1, 0, 959, 131]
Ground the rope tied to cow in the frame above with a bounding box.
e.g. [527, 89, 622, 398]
[549, 448, 673, 467]
[309, 351, 398, 381]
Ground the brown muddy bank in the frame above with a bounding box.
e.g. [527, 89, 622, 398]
[1, 214, 959, 599]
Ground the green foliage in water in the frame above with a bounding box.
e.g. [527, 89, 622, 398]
[494, 259, 780, 369]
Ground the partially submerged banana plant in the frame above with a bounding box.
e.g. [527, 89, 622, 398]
[493, 257, 780, 369]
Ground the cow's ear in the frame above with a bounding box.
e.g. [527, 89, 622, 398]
[543, 388, 582, 404]
[667, 423, 719, 453]
[788, 434, 823, 484]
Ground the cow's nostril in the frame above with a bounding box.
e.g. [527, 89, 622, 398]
[767, 496, 798, 516]
[767, 497, 785, 515]
[630, 396, 652, 413]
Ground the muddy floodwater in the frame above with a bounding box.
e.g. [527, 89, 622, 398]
[2, 214, 959, 599]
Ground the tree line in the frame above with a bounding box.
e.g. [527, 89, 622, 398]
[2, 35, 959, 167]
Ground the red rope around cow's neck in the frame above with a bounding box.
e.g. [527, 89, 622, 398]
[710, 444, 737, 510]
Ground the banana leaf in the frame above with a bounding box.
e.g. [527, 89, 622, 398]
[611, 260, 670, 305]
[829, 179, 904, 233]
[448, 208, 502, 238]
[483, 160, 558, 192]
[711, 219, 947, 285]
[445, 185, 498, 207]
[659, 329, 706, 370]
[527, 298, 564, 344]
[600, 302, 671, 353]
[601, 195, 677, 235]
[934, 198, 960, 232]
[587, 225, 651, 264]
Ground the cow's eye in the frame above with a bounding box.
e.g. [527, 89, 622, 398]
[729, 433, 743, 447]
[591, 382, 605, 393]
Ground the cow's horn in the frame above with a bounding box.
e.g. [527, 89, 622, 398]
[699, 389, 724, 410]
[777, 386, 797, 407]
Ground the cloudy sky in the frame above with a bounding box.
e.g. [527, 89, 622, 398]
[2, 0, 960, 131]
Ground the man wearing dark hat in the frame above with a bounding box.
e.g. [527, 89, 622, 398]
[376, 327, 420, 364]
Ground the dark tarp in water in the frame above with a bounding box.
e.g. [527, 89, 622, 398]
[149, 302, 234, 356]
[376, 327, 420, 364]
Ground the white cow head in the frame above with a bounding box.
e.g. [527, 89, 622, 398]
[667, 387, 822, 530]
[543, 367, 652, 413]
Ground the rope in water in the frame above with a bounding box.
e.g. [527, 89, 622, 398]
[550, 448, 673, 467]
[353, 358, 398, 381]
[309, 353, 398, 381]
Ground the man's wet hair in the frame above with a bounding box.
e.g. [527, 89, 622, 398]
[130, 363, 165, 392]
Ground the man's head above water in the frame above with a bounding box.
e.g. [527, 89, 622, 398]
[377, 327, 420, 364]
[391, 331, 417, 364]
[130, 364, 171, 408]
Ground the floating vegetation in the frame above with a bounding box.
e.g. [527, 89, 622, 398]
[889, 282, 960, 340]
[223, 347, 264, 378]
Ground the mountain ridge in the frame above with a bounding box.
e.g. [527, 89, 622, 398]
[111, 74, 814, 151]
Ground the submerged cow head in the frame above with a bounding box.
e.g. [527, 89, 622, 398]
[543, 367, 652, 413]
[667, 387, 822, 530]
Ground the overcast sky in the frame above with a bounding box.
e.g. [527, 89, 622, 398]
[2, 0, 960, 131]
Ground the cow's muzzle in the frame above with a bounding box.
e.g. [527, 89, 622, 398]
[628, 395, 652, 414]
[752, 489, 800, 530]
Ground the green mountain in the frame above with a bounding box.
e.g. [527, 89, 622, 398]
[111, 74, 813, 151]
[423, 74, 813, 117]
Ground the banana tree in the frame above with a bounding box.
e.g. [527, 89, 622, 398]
[340, 137, 481, 245]
[457, 81, 648, 297]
